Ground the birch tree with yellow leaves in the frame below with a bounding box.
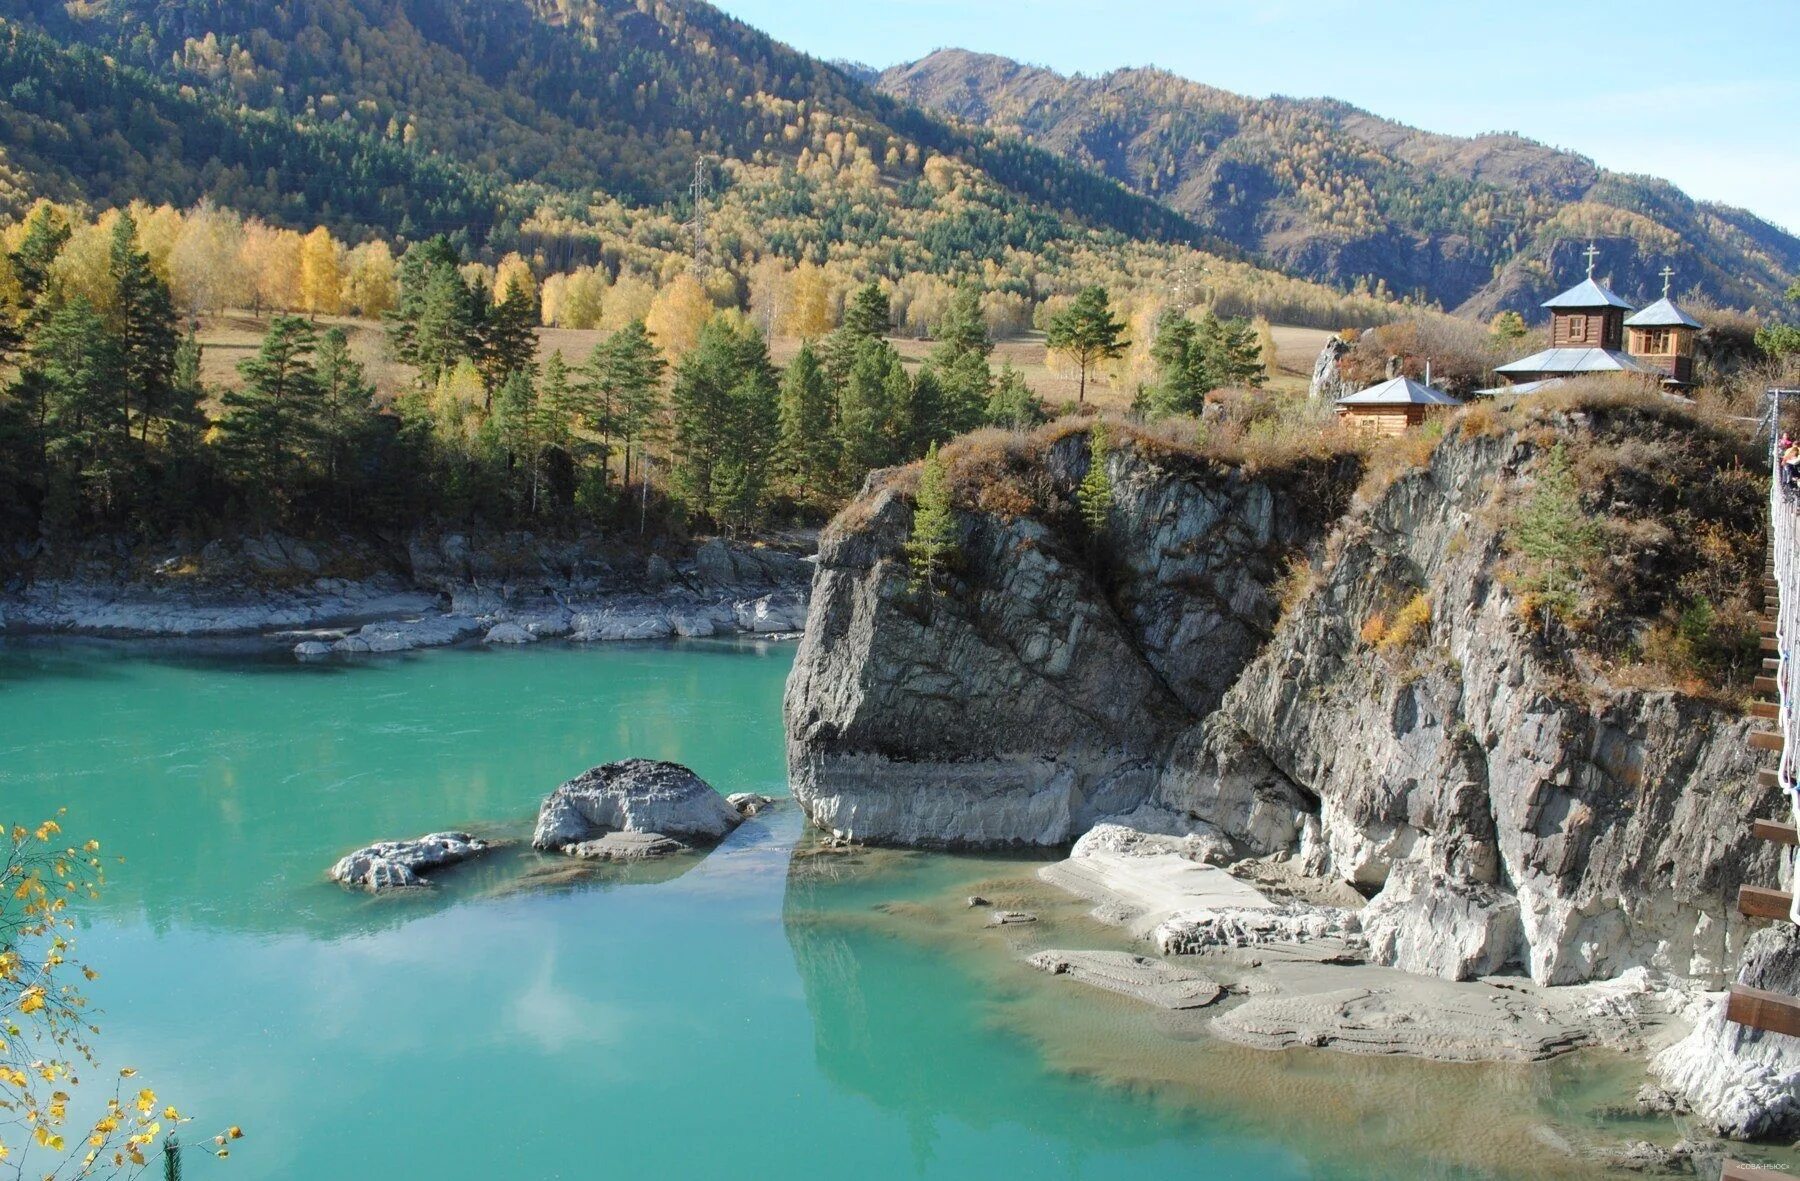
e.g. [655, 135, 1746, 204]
[0, 815, 242, 1177]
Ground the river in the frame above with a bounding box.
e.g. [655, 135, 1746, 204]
[0, 637, 1690, 1178]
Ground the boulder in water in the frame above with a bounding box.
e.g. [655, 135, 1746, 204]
[330, 832, 492, 891]
[533, 759, 742, 852]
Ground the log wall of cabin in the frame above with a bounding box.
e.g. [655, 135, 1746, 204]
[1338, 406, 1431, 437]
[1553, 309, 1623, 350]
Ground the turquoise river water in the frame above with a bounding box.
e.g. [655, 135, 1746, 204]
[0, 637, 1715, 1179]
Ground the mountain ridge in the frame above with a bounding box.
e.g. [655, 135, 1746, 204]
[878, 48, 1800, 317]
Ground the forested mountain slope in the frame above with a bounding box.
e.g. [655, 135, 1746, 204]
[0, 0, 1208, 257]
[878, 49, 1800, 317]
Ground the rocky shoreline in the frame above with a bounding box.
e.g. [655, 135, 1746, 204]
[1, 531, 812, 650]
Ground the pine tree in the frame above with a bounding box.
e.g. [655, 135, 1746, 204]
[1077, 422, 1113, 535]
[933, 287, 991, 359]
[776, 342, 835, 503]
[215, 316, 322, 510]
[669, 315, 777, 523]
[596, 321, 666, 489]
[925, 286, 993, 439]
[842, 281, 892, 340]
[986, 362, 1045, 429]
[411, 264, 474, 390]
[19, 295, 127, 524]
[1196, 312, 1266, 390]
[477, 281, 540, 396]
[907, 443, 956, 591]
[1144, 310, 1207, 418]
[837, 336, 906, 485]
[107, 210, 179, 444]
[1509, 442, 1600, 631]
[10, 204, 70, 311]
[1047, 286, 1129, 404]
[315, 327, 375, 496]
[388, 237, 469, 386]
[492, 366, 541, 512]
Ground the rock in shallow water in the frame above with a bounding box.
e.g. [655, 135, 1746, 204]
[533, 759, 742, 851]
[564, 831, 687, 861]
[1029, 949, 1223, 1010]
[330, 832, 491, 891]
[1211, 980, 1593, 1063]
[727, 792, 778, 816]
[483, 622, 536, 645]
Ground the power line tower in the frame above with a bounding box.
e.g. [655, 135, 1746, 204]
[686, 155, 713, 277]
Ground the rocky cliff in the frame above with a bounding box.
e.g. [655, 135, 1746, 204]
[785, 402, 1781, 989]
[785, 426, 1355, 848]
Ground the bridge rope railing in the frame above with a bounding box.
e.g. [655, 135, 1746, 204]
[1766, 388, 1800, 921]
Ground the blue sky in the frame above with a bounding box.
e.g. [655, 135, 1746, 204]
[714, 0, 1800, 233]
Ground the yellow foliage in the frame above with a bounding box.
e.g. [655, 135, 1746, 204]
[782, 261, 833, 339]
[343, 240, 397, 318]
[298, 226, 343, 316]
[645, 271, 716, 358]
[495, 252, 537, 304]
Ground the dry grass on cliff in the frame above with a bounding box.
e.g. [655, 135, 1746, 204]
[1487, 379, 1766, 702]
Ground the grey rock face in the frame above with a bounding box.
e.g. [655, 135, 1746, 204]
[1653, 924, 1800, 1139]
[1307, 336, 1352, 401]
[532, 759, 741, 851]
[329, 832, 492, 891]
[784, 417, 1774, 991]
[1164, 432, 1774, 985]
[1360, 861, 1522, 981]
[785, 440, 1350, 848]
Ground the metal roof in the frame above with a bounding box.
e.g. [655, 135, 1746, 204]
[1542, 277, 1633, 310]
[1473, 377, 1567, 397]
[1335, 376, 1463, 407]
[1494, 347, 1659, 376]
[1624, 297, 1702, 329]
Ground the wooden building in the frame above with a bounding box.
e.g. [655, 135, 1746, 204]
[1335, 375, 1462, 436]
[1491, 245, 1661, 388]
[1624, 267, 1702, 387]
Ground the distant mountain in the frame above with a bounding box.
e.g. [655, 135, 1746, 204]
[879, 49, 1800, 317]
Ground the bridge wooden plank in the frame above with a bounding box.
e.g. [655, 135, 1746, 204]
[1758, 677, 1780, 695]
[1739, 885, 1795, 921]
[1751, 731, 1786, 753]
[1727, 984, 1800, 1039]
[1752, 701, 1780, 719]
[1754, 819, 1800, 846]
[1760, 770, 1782, 790]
